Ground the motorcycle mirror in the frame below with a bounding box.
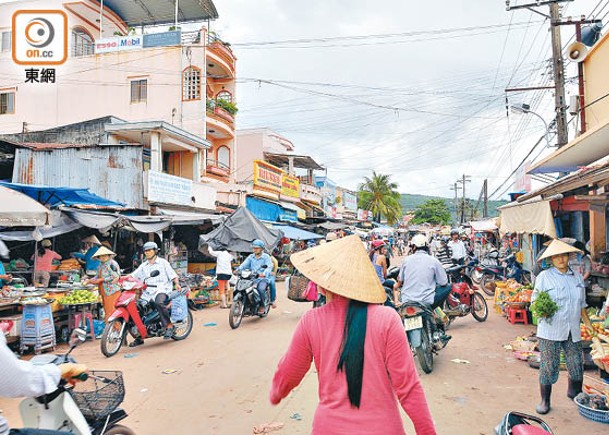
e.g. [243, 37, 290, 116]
[70, 328, 87, 348]
[149, 270, 160, 278]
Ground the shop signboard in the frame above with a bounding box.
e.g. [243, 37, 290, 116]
[281, 174, 300, 199]
[147, 170, 192, 206]
[95, 36, 143, 54]
[253, 160, 282, 193]
[143, 31, 181, 48]
[343, 191, 357, 211]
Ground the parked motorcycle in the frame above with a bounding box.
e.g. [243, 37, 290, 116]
[495, 411, 553, 435]
[100, 271, 193, 357]
[444, 264, 488, 326]
[229, 267, 270, 329]
[479, 253, 531, 296]
[22, 328, 135, 434]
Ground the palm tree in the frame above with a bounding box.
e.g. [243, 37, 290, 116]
[358, 171, 402, 225]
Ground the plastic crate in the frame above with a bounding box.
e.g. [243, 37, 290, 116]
[21, 303, 55, 338]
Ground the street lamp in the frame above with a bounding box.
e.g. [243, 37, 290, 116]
[509, 103, 553, 148]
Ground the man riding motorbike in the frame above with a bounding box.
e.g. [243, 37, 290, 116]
[393, 234, 452, 310]
[0, 322, 87, 435]
[237, 240, 274, 314]
[130, 241, 182, 344]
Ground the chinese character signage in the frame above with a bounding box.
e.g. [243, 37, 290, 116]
[95, 36, 143, 54]
[253, 161, 282, 193]
[281, 174, 300, 198]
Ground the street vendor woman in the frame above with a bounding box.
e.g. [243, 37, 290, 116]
[532, 239, 594, 415]
[83, 247, 121, 321]
[72, 235, 102, 275]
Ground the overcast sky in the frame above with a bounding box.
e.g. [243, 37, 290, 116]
[209, 0, 606, 200]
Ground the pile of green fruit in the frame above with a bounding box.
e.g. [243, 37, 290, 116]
[59, 290, 98, 305]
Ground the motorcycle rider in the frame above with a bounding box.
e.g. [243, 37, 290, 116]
[130, 241, 182, 344]
[448, 229, 467, 265]
[435, 237, 453, 269]
[0, 322, 87, 435]
[393, 234, 451, 310]
[237, 239, 273, 314]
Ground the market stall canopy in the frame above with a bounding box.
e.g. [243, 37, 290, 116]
[371, 226, 395, 236]
[198, 207, 282, 253]
[529, 117, 609, 174]
[103, 0, 218, 26]
[0, 185, 50, 227]
[318, 221, 347, 231]
[273, 225, 322, 241]
[498, 199, 556, 238]
[0, 211, 80, 241]
[0, 182, 125, 210]
[470, 218, 499, 232]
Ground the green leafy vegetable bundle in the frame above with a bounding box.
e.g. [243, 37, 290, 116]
[531, 291, 558, 321]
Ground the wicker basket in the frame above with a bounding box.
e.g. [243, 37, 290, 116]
[287, 273, 310, 302]
[574, 395, 609, 424]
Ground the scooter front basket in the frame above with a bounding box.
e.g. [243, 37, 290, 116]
[70, 370, 125, 421]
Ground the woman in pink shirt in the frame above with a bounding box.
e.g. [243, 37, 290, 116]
[32, 239, 61, 287]
[270, 235, 436, 435]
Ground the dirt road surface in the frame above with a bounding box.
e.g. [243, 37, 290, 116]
[1, 281, 607, 435]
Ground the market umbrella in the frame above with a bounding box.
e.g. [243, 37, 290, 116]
[0, 185, 50, 227]
[198, 207, 282, 253]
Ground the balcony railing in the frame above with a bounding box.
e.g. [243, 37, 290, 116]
[206, 159, 230, 178]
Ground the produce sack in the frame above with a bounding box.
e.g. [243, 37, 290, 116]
[170, 294, 188, 322]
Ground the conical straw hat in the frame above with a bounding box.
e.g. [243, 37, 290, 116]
[83, 235, 101, 245]
[92, 246, 116, 258]
[537, 239, 582, 262]
[290, 235, 386, 304]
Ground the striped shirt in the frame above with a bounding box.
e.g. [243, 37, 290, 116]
[532, 266, 587, 342]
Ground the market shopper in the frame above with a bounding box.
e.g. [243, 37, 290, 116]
[447, 230, 467, 264]
[131, 241, 182, 342]
[72, 235, 102, 275]
[0, 260, 12, 287]
[532, 239, 595, 415]
[0, 322, 87, 435]
[270, 235, 436, 434]
[83, 247, 121, 321]
[435, 237, 453, 269]
[237, 239, 273, 314]
[204, 244, 235, 309]
[32, 239, 61, 288]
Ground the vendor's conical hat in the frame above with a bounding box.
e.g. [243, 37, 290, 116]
[537, 239, 582, 262]
[83, 235, 101, 245]
[92, 246, 116, 258]
[290, 235, 386, 304]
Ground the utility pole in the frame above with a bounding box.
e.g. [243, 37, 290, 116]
[457, 175, 471, 224]
[483, 179, 488, 218]
[506, 0, 572, 148]
[449, 183, 461, 225]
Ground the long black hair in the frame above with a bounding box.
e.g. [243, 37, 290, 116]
[37, 246, 47, 257]
[337, 300, 368, 408]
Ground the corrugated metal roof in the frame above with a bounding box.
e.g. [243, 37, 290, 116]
[104, 0, 219, 26]
[18, 143, 94, 150]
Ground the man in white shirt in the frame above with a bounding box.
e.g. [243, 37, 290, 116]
[0, 322, 86, 435]
[131, 241, 181, 342]
[447, 230, 467, 265]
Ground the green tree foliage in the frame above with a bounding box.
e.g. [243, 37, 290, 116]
[358, 171, 402, 225]
[412, 199, 452, 225]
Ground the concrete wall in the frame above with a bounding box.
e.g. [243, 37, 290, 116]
[584, 32, 609, 130]
[235, 129, 293, 182]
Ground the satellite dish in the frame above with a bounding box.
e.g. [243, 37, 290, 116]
[565, 41, 588, 62]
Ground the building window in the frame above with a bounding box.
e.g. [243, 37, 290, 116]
[71, 28, 94, 57]
[217, 146, 230, 169]
[0, 92, 15, 115]
[182, 67, 201, 101]
[216, 90, 232, 103]
[130, 79, 147, 103]
[1, 31, 11, 52]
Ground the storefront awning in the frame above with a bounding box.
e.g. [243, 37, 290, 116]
[273, 225, 323, 241]
[0, 182, 125, 210]
[498, 199, 556, 238]
[0, 185, 50, 227]
[470, 219, 498, 232]
[529, 117, 609, 174]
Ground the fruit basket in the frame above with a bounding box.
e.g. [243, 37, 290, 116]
[574, 394, 609, 424]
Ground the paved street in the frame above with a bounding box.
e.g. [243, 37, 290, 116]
[1, 279, 607, 435]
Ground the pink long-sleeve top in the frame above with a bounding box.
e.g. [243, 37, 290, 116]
[270, 295, 436, 435]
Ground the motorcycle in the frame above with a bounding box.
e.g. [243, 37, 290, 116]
[229, 267, 270, 329]
[22, 328, 135, 434]
[100, 271, 193, 357]
[444, 264, 488, 326]
[495, 411, 553, 435]
[479, 253, 531, 296]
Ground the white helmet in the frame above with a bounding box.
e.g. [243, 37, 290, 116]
[411, 234, 428, 248]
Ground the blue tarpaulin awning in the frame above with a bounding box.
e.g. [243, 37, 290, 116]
[273, 225, 322, 240]
[246, 196, 298, 223]
[0, 182, 125, 210]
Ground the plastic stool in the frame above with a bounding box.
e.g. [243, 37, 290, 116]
[507, 308, 529, 325]
[72, 312, 96, 340]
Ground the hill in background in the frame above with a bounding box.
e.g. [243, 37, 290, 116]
[400, 193, 506, 220]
